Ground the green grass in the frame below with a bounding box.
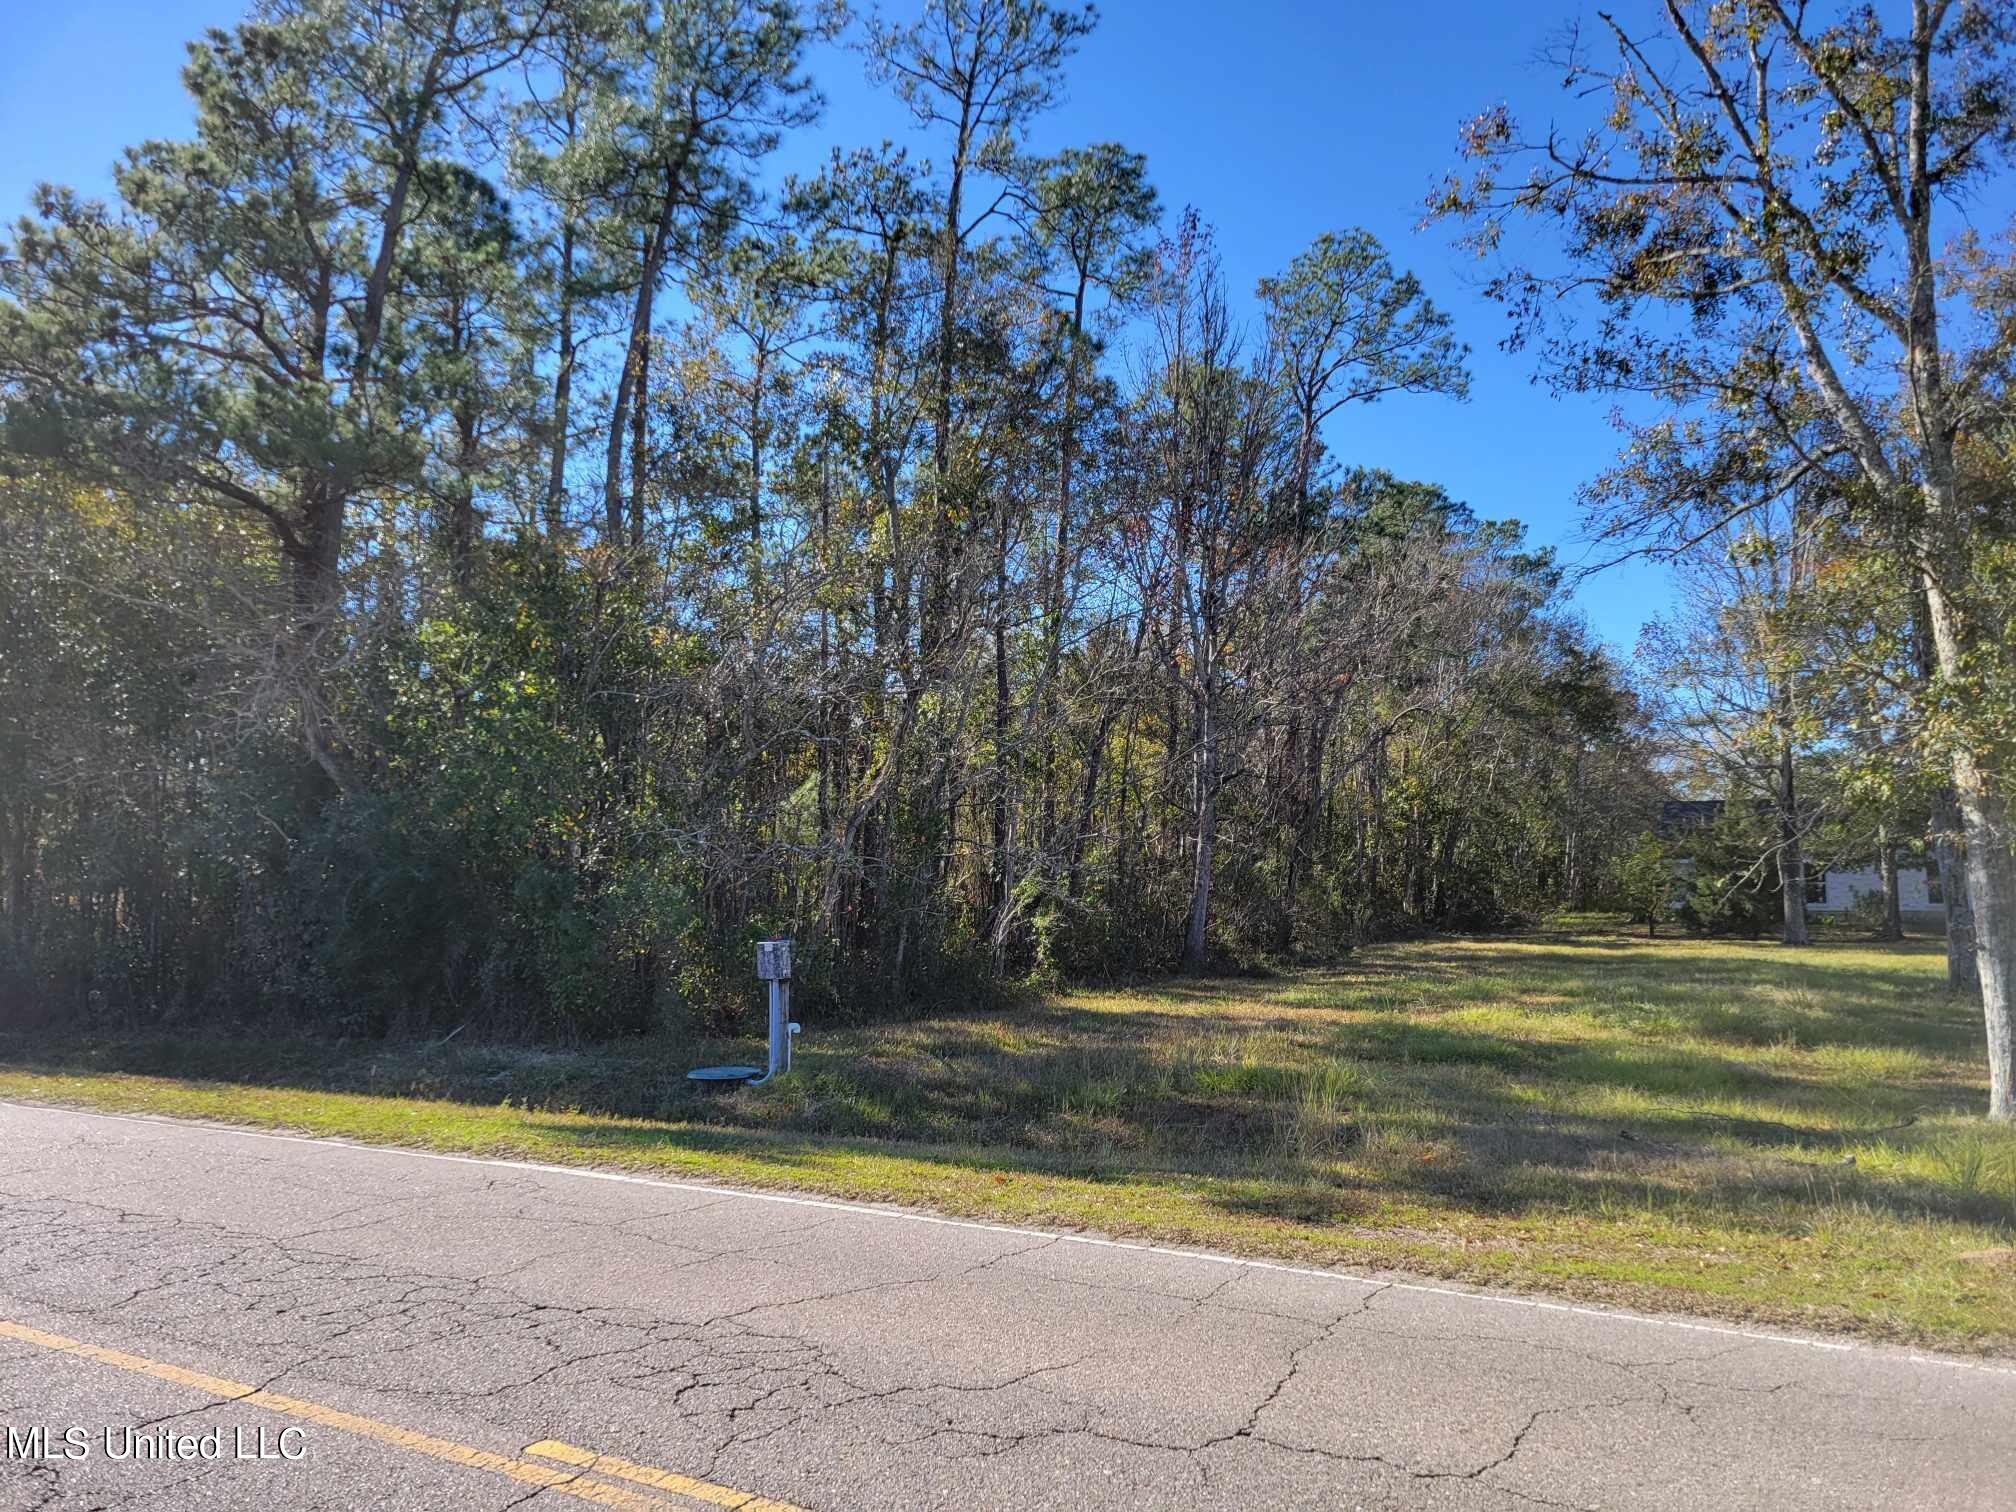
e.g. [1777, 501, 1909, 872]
[5, 922, 2015, 1353]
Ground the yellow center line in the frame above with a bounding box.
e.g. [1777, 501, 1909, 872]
[525, 1440, 809, 1512]
[0, 1320, 793, 1511]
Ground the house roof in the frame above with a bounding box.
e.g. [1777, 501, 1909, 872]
[1656, 799, 1726, 838]
[1655, 797, 1784, 838]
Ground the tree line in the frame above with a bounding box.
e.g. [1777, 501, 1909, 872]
[0, 0, 1660, 1042]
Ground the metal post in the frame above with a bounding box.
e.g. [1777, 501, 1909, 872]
[765, 977, 785, 1080]
[686, 938, 800, 1088]
[747, 939, 796, 1086]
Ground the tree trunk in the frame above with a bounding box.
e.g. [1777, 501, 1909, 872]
[1931, 788, 1979, 993]
[285, 476, 350, 799]
[449, 362, 479, 581]
[546, 218, 576, 536]
[1275, 703, 1328, 955]
[628, 327, 650, 547]
[816, 452, 833, 851]
[1922, 573, 2014, 1118]
[989, 506, 1011, 947]
[1778, 741, 1809, 946]
[1950, 746, 2015, 1118]
[1875, 823, 1904, 941]
[1276, 799, 1307, 955]
[1565, 743, 1587, 908]
[1065, 719, 1107, 899]
[1914, 603, 1980, 995]
[1365, 738, 1385, 910]
[1183, 785, 1216, 974]
[921, 113, 971, 661]
[2, 804, 37, 966]
[1182, 679, 1218, 974]
[603, 150, 688, 543]
[1038, 279, 1088, 864]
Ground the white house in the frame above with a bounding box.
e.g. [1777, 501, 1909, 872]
[1803, 863, 1946, 928]
[1656, 800, 1947, 929]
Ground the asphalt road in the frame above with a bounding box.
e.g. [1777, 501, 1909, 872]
[0, 1101, 2009, 1511]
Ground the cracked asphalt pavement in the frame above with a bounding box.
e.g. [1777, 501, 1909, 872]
[0, 1102, 2011, 1510]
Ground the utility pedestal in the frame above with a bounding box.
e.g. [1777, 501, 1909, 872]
[687, 939, 799, 1089]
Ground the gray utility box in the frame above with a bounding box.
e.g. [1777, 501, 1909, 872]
[756, 939, 793, 981]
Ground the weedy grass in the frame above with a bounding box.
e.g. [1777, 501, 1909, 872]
[4, 922, 2014, 1353]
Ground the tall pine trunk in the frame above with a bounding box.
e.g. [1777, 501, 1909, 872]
[1037, 281, 1087, 865]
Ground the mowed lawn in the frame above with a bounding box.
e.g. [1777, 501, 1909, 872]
[5, 922, 2014, 1352]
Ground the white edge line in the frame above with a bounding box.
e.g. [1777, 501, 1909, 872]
[5, 1098, 2013, 1381]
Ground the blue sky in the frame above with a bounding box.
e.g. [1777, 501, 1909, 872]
[0, 0, 1678, 652]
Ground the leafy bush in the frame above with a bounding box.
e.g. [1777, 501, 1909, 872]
[1673, 809, 1781, 939]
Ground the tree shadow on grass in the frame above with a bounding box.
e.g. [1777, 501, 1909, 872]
[3, 930, 1998, 1238]
[494, 999, 2009, 1233]
[503, 1064, 2016, 1236]
[6, 1015, 2002, 1235]
[1088, 939, 1971, 1059]
[1341, 940, 1980, 1059]
[1100, 958, 1470, 1007]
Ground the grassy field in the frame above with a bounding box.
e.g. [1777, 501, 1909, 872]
[4, 921, 2014, 1352]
